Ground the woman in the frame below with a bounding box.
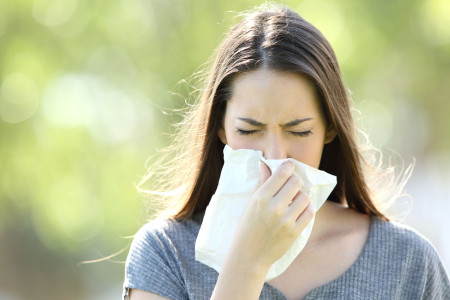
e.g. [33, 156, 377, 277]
[123, 4, 449, 299]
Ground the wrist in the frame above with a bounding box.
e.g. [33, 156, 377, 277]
[222, 242, 272, 281]
[212, 251, 269, 300]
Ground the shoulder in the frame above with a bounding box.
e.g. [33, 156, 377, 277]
[123, 213, 206, 299]
[367, 217, 450, 297]
[127, 213, 204, 263]
[133, 214, 202, 246]
[137, 212, 204, 238]
[370, 217, 439, 259]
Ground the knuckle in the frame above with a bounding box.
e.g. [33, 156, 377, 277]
[271, 205, 284, 218]
[280, 216, 294, 229]
[252, 191, 268, 204]
[286, 218, 297, 231]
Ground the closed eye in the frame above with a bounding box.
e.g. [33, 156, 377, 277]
[236, 129, 258, 135]
[289, 130, 313, 137]
[236, 129, 313, 137]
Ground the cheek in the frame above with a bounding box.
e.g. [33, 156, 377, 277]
[290, 138, 325, 168]
[293, 147, 323, 168]
[226, 134, 257, 150]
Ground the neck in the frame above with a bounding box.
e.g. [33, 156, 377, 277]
[310, 201, 345, 239]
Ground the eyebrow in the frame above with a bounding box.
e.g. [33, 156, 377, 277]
[237, 117, 313, 128]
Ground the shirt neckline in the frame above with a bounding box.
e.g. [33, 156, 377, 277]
[264, 214, 378, 299]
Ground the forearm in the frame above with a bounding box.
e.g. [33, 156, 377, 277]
[211, 161, 312, 299]
[211, 250, 269, 300]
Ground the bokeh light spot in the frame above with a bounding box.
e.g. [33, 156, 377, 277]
[421, 0, 450, 45]
[42, 73, 153, 144]
[41, 74, 96, 128]
[53, 189, 104, 243]
[32, 178, 104, 251]
[32, 0, 78, 27]
[0, 73, 39, 123]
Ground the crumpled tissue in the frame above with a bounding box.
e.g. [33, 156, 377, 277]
[195, 145, 337, 281]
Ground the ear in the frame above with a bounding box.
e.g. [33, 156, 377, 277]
[324, 124, 337, 144]
[218, 125, 227, 145]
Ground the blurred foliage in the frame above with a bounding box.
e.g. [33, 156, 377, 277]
[0, 0, 449, 298]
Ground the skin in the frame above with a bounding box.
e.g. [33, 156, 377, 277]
[218, 68, 336, 166]
[130, 69, 370, 300]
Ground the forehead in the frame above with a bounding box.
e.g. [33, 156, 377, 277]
[226, 69, 321, 119]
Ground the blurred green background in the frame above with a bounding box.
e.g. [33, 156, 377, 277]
[1, 0, 449, 298]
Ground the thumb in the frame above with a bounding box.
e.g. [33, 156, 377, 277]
[255, 160, 271, 191]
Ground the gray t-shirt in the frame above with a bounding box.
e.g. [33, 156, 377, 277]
[123, 213, 450, 299]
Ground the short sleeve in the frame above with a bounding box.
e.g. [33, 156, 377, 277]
[392, 222, 450, 299]
[423, 243, 450, 299]
[123, 221, 188, 300]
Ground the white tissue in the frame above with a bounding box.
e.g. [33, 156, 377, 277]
[195, 145, 337, 281]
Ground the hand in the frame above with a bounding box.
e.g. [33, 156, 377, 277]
[229, 160, 314, 271]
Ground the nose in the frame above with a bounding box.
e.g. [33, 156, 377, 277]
[262, 134, 288, 160]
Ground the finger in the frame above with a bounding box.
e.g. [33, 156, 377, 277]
[273, 175, 302, 206]
[288, 190, 311, 222]
[257, 161, 295, 198]
[294, 200, 315, 231]
[255, 160, 271, 191]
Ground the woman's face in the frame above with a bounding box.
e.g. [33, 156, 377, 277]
[218, 69, 336, 168]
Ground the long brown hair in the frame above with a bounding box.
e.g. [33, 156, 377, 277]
[138, 4, 409, 221]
